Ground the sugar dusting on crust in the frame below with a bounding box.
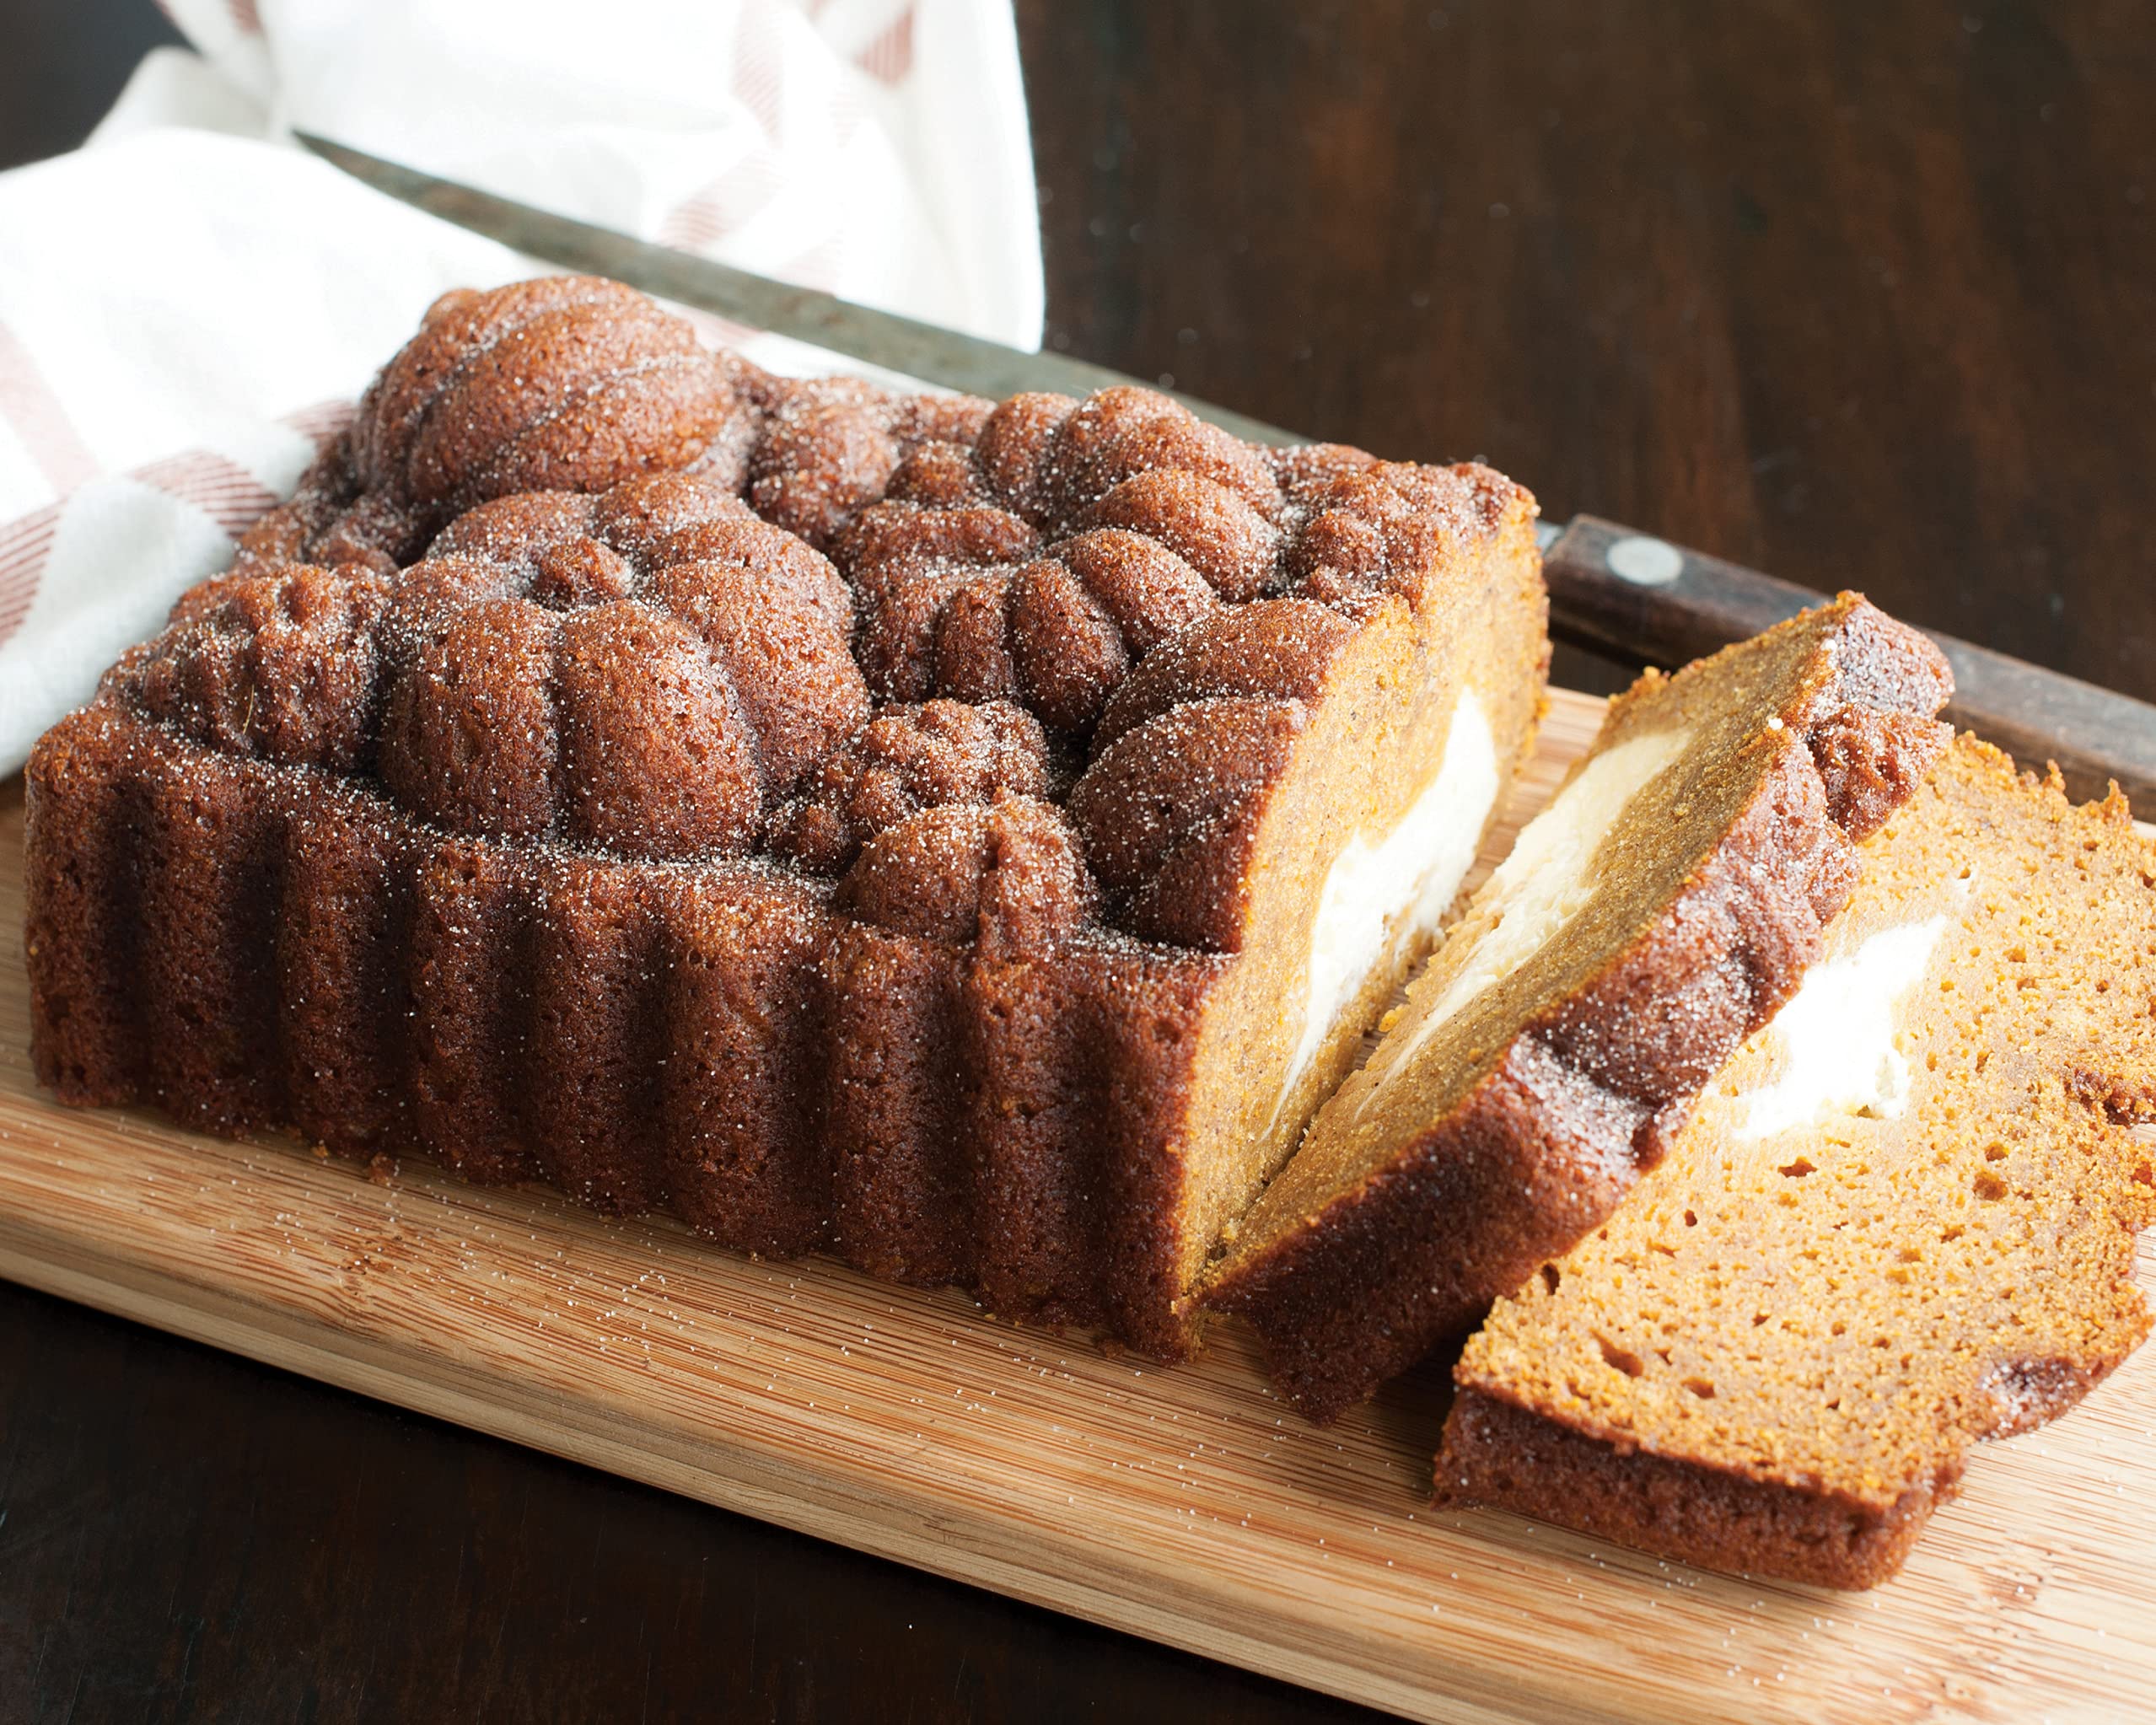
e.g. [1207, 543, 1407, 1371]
[122, 275, 1530, 955]
[768, 697, 1057, 874]
[27, 276, 1546, 1361]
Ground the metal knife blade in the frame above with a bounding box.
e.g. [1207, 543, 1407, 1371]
[293, 133, 1297, 448]
[297, 132, 2156, 806]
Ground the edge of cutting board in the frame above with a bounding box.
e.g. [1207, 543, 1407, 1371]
[3, 685, 2153, 1725]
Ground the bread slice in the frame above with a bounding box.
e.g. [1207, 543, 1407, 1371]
[1202, 596, 1954, 1418]
[1439, 735, 2156, 1587]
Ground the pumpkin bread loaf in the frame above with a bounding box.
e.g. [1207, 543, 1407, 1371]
[1439, 735, 2156, 1587]
[1203, 596, 1954, 1418]
[24, 276, 1550, 1357]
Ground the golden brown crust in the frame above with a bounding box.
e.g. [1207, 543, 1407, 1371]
[24, 701, 1211, 1341]
[847, 522, 1222, 726]
[1089, 597, 1356, 754]
[1438, 1390, 1947, 1590]
[137, 472, 870, 860]
[347, 278, 755, 557]
[750, 374, 996, 551]
[1283, 459, 1517, 616]
[1438, 738, 2156, 1588]
[768, 697, 1056, 874]
[1071, 696, 1306, 953]
[1067, 599, 1370, 953]
[1204, 596, 1954, 1421]
[836, 795, 1096, 954]
[25, 274, 1550, 1359]
[123, 562, 395, 771]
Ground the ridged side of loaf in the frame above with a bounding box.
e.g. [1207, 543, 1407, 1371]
[24, 704, 1218, 1357]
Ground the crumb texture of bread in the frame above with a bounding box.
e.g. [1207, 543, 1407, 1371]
[1204, 595, 1955, 1420]
[1440, 735, 2156, 1587]
[24, 277, 1549, 1357]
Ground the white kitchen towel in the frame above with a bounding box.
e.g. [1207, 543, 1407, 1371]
[0, 0, 1042, 775]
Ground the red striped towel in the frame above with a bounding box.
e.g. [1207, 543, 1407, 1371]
[0, 0, 1040, 772]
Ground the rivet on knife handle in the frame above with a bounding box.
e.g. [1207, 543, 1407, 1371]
[1541, 513, 2156, 809]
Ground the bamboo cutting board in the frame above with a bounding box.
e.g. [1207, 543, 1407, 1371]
[3, 686, 2152, 1725]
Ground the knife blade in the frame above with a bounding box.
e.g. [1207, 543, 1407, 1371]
[298, 132, 2156, 806]
[293, 133, 1298, 448]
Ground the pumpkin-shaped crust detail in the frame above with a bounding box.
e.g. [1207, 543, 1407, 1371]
[768, 697, 1056, 874]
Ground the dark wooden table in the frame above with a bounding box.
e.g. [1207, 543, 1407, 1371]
[3, 3, 2152, 1720]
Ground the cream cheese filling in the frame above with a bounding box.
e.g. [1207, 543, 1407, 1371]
[1734, 905, 1955, 1141]
[1272, 692, 1501, 1127]
[1362, 724, 1691, 1110]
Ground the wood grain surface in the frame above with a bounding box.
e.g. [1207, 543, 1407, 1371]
[1019, 3, 2156, 715]
[8, 5, 2156, 1721]
[3, 691, 2152, 1725]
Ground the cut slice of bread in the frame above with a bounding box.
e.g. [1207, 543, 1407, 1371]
[1439, 736, 2156, 1588]
[1202, 595, 1955, 1419]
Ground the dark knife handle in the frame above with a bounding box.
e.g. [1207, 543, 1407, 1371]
[1541, 513, 2156, 809]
